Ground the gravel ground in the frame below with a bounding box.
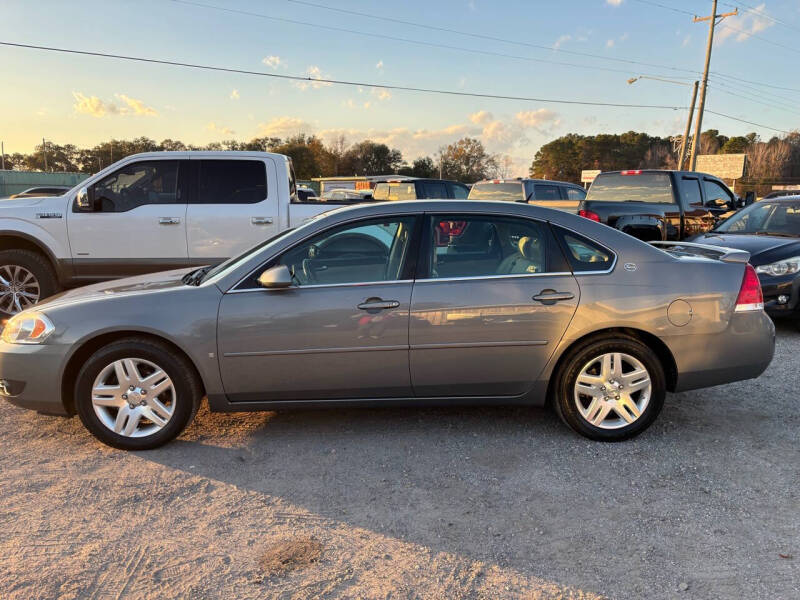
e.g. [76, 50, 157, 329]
[1, 323, 798, 600]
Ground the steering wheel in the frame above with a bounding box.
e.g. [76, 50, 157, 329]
[301, 244, 320, 284]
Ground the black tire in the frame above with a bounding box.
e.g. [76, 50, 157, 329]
[553, 335, 666, 442]
[75, 337, 202, 450]
[0, 248, 59, 316]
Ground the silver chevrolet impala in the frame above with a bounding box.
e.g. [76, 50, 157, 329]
[0, 201, 775, 450]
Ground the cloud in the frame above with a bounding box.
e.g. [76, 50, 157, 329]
[375, 60, 384, 70]
[256, 116, 314, 138]
[553, 34, 571, 49]
[717, 3, 774, 42]
[230, 89, 240, 100]
[606, 0, 623, 5]
[606, 39, 615, 48]
[515, 109, 560, 130]
[206, 122, 236, 135]
[262, 55, 284, 69]
[372, 87, 391, 101]
[72, 92, 157, 118]
[295, 65, 333, 90]
[469, 110, 493, 125]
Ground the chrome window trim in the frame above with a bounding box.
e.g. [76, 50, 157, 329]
[551, 222, 618, 275]
[228, 279, 414, 294]
[415, 271, 573, 284]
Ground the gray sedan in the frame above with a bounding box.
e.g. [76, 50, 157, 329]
[0, 201, 775, 450]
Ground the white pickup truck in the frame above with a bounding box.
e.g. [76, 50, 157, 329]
[0, 151, 338, 315]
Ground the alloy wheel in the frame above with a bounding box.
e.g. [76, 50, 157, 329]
[91, 358, 176, 438]
[573, 352, 652, 430]
[0, 265, 40, 314]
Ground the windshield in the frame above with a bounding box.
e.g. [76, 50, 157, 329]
[200, 227, 298, 284]
[468, 182, 524, 201]
[715, 201, 800, 236]
[586, 172, 674, 204]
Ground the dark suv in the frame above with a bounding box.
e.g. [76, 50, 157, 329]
[468, 178, 587, 213]
[372, 178, 470, 201]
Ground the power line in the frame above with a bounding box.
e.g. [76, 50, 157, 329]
[166, 0, 699, 80]
[707, 77, 799, 111]
[719, 0, 799, 31]
[707, 83, 800, 117]
[0, 40, 687, 110]
[278, 0, 700, 76]
[629, 0, 695, 17]
[716, 22, 800, 55]
[705, 109, 789, 133]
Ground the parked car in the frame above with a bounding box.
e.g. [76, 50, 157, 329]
[690, 195, 800, 328]
[0, 200, 774, 450]
[578, 170, 745, 241]
[0, 151, 349, 316]
[372, 178, 469, 201]
[761, 190, 800, 200]
[468, 178, 587, 212]
[296, 186, 318, 202]
[8, 186, 72, 199]
[321, 189, 374, 203]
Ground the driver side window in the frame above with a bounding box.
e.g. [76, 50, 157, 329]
[277, 217, 417, 286]
[90, 160, 180, 213]
[704, 180, 733, 208]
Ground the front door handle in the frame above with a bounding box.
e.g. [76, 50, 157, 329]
[251, 216, 274, 225]
[533, 290, 575, 305]
[357, 298, 400, 310]
[158, 217, 181, 225]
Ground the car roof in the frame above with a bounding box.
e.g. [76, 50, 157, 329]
[473, 178, 582, 187]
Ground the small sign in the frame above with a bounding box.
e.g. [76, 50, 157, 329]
[581, 169, 602, 183]
[695, 154, 747, 179]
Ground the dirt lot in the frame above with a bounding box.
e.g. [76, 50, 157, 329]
[1, 324, 798, 600]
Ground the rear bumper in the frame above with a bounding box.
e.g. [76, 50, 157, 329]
[0, 342, 69, 415]
[670, 310, 775, 392]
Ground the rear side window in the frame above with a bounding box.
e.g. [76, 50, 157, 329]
[681, 178, 703, 206]
[552, 226, 614, 272]
[421, 182, 448, 199]
[468, 182, 524, 201]
[196, 160, 267, 204]
[586, 172, 674, 204]
[452, 183, 469, 199]
[565, 187, 586, 201]
[534, 184, 561, 200]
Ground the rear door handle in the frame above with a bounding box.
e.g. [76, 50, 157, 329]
[251, 216, 274, 225]
[357, 299, 400, 310]
[158, 217, 181, 225]
[532, 290, 575, 305]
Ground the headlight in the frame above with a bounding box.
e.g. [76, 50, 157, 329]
[755, 256, 800, 277]
[1, 311, 55, 344]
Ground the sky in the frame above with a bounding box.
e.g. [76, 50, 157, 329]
[2, 0, 799, 175]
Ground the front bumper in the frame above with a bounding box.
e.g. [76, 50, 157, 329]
[0, 341, 69, 415]
[669, 310, 775, 393]
[760, 273, 800, 319]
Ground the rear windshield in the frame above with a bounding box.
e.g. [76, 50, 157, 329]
[373, 182, 417, 201]
[586, 172, 674, 204]
[468, 182, 524, 201]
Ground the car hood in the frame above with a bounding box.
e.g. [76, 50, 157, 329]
[0, 195, 63, 209]
[36, 268, 196, 310]
[690, 232, 800, 265]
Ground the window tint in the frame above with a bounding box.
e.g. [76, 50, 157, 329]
[422, 182, 448, 199]
[681, 178, 703, 206]
[386, 183, 417, 201]
[534, 184, 561, 201]
[716, 201, 800, 234]
[553, 226, 614, 272]
[452, 183, 469, 199]
[565, 187, 586, 201]
[92, 160, 179, 212]
[425, 216, 548, 279]
[277, 217, 416, 286]
[586, 172, 674, 204]
[704, 179, 732, 208]
[197, 160, 266, 204]
[372, 183, 390, 201]
[468, 182, 525, 201]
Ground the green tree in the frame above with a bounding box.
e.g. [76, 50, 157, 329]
[341, 140, 403, 175]
[440, 137, 497, 183]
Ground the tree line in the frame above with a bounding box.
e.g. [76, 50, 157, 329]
[530, 129, 800, 194]
[1, 135, 502, 183]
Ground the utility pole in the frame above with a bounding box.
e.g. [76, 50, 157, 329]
[1, 141, 5, 170]
[689, 1, 738, 170]
[42, 137, 48, 172]
[678, 81, 699, 170]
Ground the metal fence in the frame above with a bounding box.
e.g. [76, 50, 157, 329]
[0, 170, 89, 197]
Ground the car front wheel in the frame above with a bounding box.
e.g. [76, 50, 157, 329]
[75, 338, 202, 450]
[554, 336, 666, 441]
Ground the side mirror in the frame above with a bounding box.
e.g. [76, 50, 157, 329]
[257, 264, 293, 289]
[75, 187, 95, 211]
[745, 191, 755, 206]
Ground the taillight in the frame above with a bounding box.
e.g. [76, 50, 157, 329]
[735, 264, 764, 312]
[621, 170, 642, 176]
[579, 209, 601, 222]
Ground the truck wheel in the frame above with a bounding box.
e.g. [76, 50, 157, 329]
[0, 249, 60, 316]
[553, 336, 666, 441]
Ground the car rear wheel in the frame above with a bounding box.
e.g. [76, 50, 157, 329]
[554, 336, 665, 441]
[75, 338, 202, 450]
[0, 249, 59, 316]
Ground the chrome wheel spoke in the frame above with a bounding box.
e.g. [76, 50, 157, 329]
[147, 396, 172, 420]
[142, 406, 168, 428]
[615, 394, 641, 423]
[122, 409, 143, 436]
[114, 405, 132, 433]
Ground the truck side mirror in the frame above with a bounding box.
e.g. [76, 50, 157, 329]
[75, 187, 96, 212]
[745, 191, 755, 206]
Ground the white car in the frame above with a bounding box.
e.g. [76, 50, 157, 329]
[0, 151, 334, 315]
